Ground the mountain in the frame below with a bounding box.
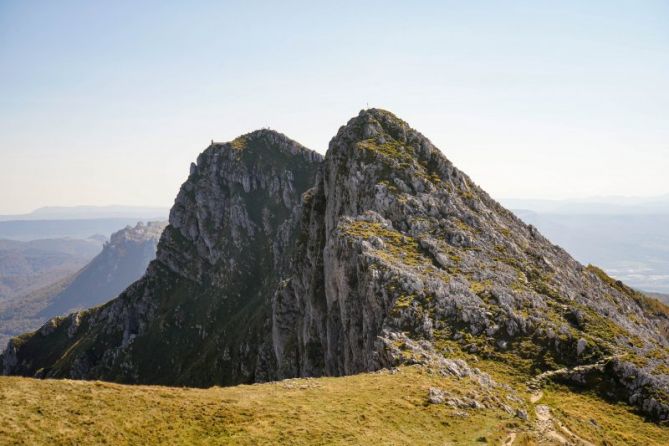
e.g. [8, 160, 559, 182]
[0, 237, 102, 302]
[0, 222, 166, 346]
[39, 221, 167, 319]
[0, 206, 169, 241]
[502, 196, 669, 215]
[2, 110, 669, 425]
[0, 218, 166, 241]
[0, 205, 170, 221]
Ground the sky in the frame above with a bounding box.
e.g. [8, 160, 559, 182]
[0, 0, 667, 214]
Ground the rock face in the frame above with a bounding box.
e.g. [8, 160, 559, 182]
[0, 130, 322, 386]
[2, 111, 669, 421]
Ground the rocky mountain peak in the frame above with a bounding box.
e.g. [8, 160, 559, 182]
[39, 221, 167, 320]
[109, 221, 165, 246]
[318, 108, 481, 244]
[164, 131, 323, 281]
[328, 108, 454, 174]
[333, 109, 409, 144]
[227, 128, 314, 154]
[3, 110, 669, 421]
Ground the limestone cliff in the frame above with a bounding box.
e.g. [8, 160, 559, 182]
[3, 111, 669, 421]
[1, 129, 321, 386]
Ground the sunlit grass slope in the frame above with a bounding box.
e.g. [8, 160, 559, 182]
[1, 366, 667, 445]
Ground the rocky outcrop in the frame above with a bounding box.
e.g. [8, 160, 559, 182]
[2, 110, 669, 421]
[271, 110, 669, 422]
[1, 130, 322, 385]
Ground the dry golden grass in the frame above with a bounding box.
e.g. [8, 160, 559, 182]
[2, 366, 668, 445]
[543, 385, 669, 446]
[1, 367, 516, 445]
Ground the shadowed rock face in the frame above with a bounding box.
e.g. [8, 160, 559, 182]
[1, 129, 322, 386]
[3, 111, 669, 421]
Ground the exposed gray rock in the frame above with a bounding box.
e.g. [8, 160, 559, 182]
[2, 109, 668, 422]
[428, 387, 446, 404]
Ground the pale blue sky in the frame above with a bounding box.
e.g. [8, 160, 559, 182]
[1, 0, 667, 214]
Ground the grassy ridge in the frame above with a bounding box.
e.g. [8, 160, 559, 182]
[1, 366, 667, 445]
[2, 367, 515, 445]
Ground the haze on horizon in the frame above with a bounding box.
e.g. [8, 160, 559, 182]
[1, 0, 668, 215]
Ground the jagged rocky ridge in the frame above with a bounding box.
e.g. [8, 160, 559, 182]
[1, 130, 322, 386]
[2, 111, 669, 421]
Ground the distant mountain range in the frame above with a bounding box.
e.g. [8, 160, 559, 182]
[501, 195, 669, 215]
[0, 237, 103, 302]
[0, 205, 170, 221]
[0, 221, 166, 346]
[0, 206, 169, 241]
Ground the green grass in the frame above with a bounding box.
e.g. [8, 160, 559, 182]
[356, 138, 416, 166]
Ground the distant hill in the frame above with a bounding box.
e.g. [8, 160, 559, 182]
[0, 205, 170, 221]
[0, 222, 166, 346]
[39, 222, 166, 319]
[0, 205, 169, 241]
[0, 237, 102, 302]
[0, 218, 163, 241]
[501, 195, 669, 215]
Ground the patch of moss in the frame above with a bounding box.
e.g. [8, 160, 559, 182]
[470, 280, 492, 295]
[653, 363, 669, 376]
[623, 353, 649, 368]
[453, 218, 474, 233]
[394, 294, 415, 310]
[356, 138, 416, 166]
[342, 220, 427, 268]
[378, 179, 399, 194]
[230, 135, 248, 150]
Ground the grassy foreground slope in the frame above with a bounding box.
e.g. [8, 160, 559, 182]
[2, 366, 668, 445]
